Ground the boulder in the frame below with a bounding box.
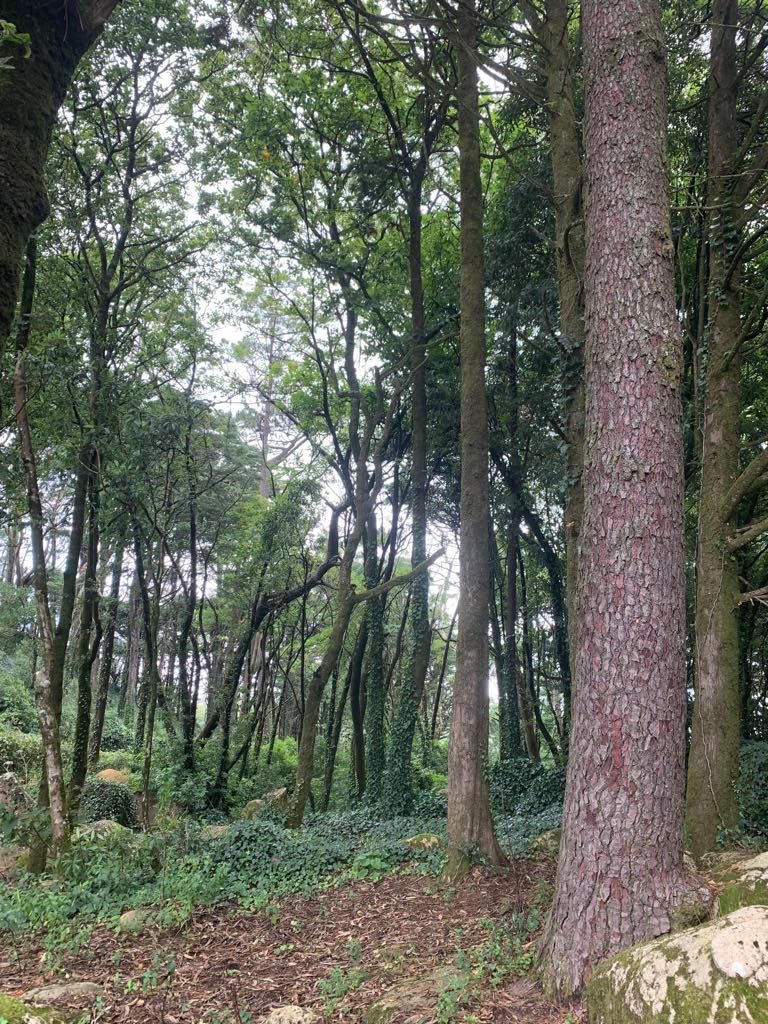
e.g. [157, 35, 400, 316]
[23, 982, 104, 1010]
[241, 799, 266, 820]
[716, 851, 768, 916]
[0, 992, 69, 1024]
[264, 787, 290, 811]
[260, 1008, 319, 1024]
[0, 772, 32, 814]
[363, 967, 468, 1024]
[402, 833, 442, 850]
[73, 818, 131, 841]
[585, 905, 768, 1023]
[95, 768, 130, 785]
[118, 908, 152, 933]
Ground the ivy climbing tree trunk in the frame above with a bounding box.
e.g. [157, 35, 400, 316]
[0, 0, 119, 369]
[443, 0, 504, 882]
[685, 0, 742, 861]
[538, 0, 706, 996]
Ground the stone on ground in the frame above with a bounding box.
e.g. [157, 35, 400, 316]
[73, 819, 131, 841]
[716, 851, 768, 915]
[0, 992, 70, 1024]
[402, 833, 442, 850]
[363, 967, 468, 1024]
[585, 905, 768, 1023]
[241, 798, 266, 819]
[260, 1007, 319, 1024]
[23, 982, 104, 1010]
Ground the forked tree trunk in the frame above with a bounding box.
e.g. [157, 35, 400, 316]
[539, 0, 706, 995]
[685, 0, 741, 860]
[443, 0, 504, 882]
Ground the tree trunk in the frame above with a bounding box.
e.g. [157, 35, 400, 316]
[363, 513, 385, 802]
[13, 237, 68, 863]
[88, 537, 125, 767]
[443, 0, 504, 881]
[539, 0, 705, 995]
[685, 0, 741, 860]
[541, 0, 585, 701]
[0, 0, 118, 364]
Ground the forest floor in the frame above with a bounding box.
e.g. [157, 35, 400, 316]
[0, 857, 583, 1024]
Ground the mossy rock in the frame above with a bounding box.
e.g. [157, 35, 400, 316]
[73, 818, 132, 842]
[80, 779, 136, 828]
[715, 851, 768, 916]
[241, 799, 266, 820]
[585, 905, 768, 1023]
[0, 993, 73, 1023]
[402, 833, 442, 850]
[363, 967, 468, 1024]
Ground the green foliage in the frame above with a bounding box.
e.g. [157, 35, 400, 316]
[80, 780, 137, 829]
[0, 20, 31, 70]
[0, 668, 37, 732]
[0, 723, 41, 780]
[317, 965, 366, 1017]
[487, 758, 565, 816]
[738, 742, 768, 840]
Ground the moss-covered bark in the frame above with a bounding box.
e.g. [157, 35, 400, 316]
[0, 0, 118, 363]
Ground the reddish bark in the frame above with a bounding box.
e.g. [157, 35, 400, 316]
[538, 0, 706, 996]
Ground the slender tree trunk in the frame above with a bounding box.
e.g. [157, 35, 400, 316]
[541, 0, 585, 699]
[363, 513, 385, 802]
[539, 0, 705, 995]
[13, 238, 68, 864]
[685, 0, 741, 860]
[444, 0, 504, 881]
[68, 465, 102, 817]
[502, 522, 524, 759]
[88, 536, 125, 767]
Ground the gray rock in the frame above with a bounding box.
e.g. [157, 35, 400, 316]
[260, 1008, 319, 1024]
[586, 905, 768, 1023]
[23, 982, 104, 1009]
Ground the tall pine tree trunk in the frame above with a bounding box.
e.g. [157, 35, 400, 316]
[539, 0, 705, 995]
[443, 0, 504, 881]
[685, 0, 741, 860]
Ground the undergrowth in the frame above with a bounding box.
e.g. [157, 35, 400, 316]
[0, 806, 560, 961]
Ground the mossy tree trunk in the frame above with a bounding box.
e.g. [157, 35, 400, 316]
[0, 0, 118, 366]
[443, 0, 505, 882]
[538, 0, 701, 995]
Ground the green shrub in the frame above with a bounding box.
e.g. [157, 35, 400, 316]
[487, 757, 544, 813]
[0, 662, 37, 732]
[100, 709, 133, 751]
[0, 722, 41, 780]
[738, 741, 768, 840]
[516, 766, 566, 815]
[80, 779, 137, 828]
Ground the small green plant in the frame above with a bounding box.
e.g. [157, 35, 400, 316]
[437, 970, 470, 1024]
[317, 965, 366, 1017]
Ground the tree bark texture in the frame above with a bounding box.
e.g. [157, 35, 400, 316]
[685, 0, 741, 861]
[539, 0, 703, 995]
[0, 0, 118, 363]
[444, 0, 504, 879]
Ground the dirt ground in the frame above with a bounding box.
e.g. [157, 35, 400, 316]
[0, 859, 584, 1023]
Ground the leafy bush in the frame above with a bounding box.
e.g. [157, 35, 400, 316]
[738, 741, 768, 840]
[516, 766, 566, 815]
[0, 662, 37, 732]
[80, 779, 137, 828]
[487, 757, 564, 814]
[100, 709, 133, 751]
[0, 722, 41, 780]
